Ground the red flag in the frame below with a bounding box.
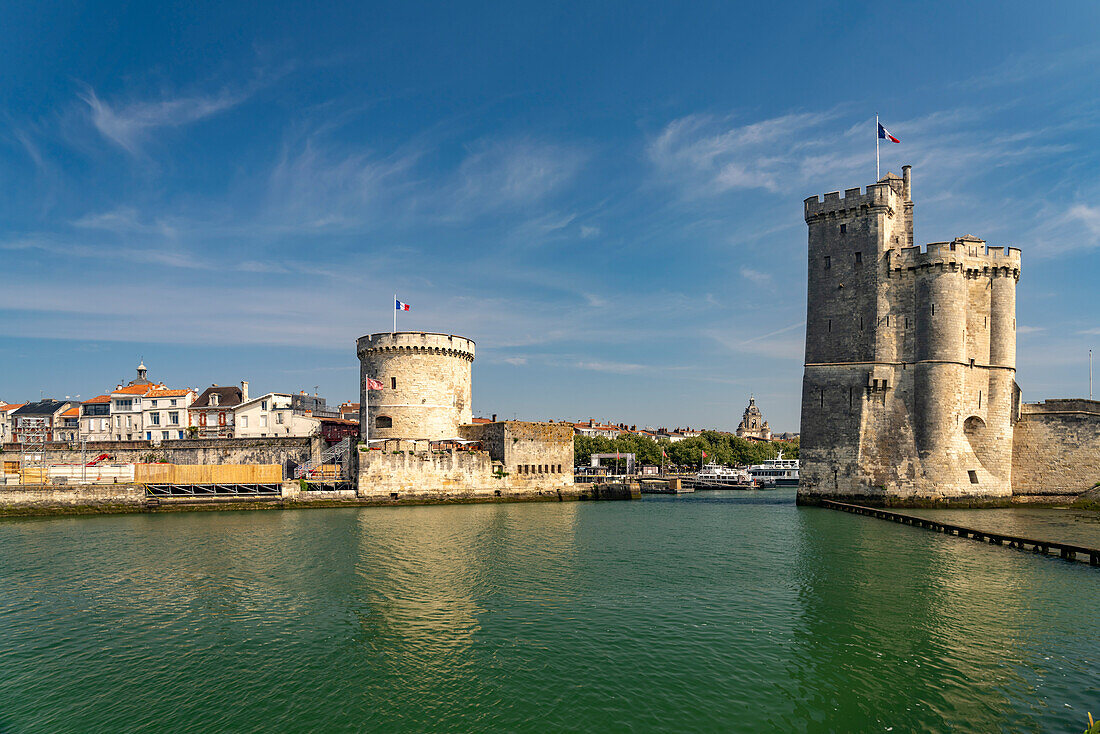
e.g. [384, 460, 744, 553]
[701, 451, 707, 458]
[366, 378, 384, 390]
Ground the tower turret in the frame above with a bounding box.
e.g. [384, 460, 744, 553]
[799, 168, 1021, 504]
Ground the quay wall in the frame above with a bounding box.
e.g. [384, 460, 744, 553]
[1012, 400, 1100, 497]
[0, 484, 145, 512]
[1, 437, 314, 469]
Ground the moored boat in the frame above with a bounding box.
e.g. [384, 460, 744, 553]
[747, 452, 799, 487]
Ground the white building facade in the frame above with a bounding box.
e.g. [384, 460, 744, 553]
[234, 392, 320, 438]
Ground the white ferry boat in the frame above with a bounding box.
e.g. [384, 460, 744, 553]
[747, 452, 800, 487]
[695, 463, 773, 489]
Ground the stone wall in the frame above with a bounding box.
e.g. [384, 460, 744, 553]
[1012, 400, 1100, 497]
[0, 483, 145, 511]
[357, 421, 574, 502]
[1, 437, 314, 472]
[459, 420, 574, 485]
[357, 332, 474, 441]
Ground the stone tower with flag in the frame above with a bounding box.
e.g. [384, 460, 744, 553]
[798, 167, 1022, 504]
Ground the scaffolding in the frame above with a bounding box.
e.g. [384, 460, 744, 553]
[19, 417, 48, 482]
[294, 436, 352, 480]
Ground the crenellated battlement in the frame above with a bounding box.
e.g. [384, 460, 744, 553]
[357, 331, 476, 360]
[804, 182, 905, 222]
[888, 237, 1021, 278]
[804, 169, 914, 223]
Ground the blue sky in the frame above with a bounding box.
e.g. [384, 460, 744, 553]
[2, 1, 1099, 431]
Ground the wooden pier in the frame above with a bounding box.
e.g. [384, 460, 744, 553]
[821, 500, 1100, 567]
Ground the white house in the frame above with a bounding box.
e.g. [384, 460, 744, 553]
[80, 395, 113, 441]
[141, 388, 197, 442]
[234, 392, 321, 438]
[109, 383, 160, 441]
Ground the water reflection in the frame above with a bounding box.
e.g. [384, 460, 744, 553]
[790, 505, 1092, 732]
[346, 502, 581, 720]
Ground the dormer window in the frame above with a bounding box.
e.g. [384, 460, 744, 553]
[210, 394, 219, 407]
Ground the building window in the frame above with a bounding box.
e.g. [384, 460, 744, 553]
[276, 412, 284, 424]
[391, 377, 397, 389]
[261, 401, 268, 411]
[855, 251, 862, 263]
[376, 415, 393, 429]
[151, 413, 160, 425]
[170, 399, 177, 407]
[840, 223, 847, 234]
[260, 415, 268, 428]
[151, 399, 157, 407]
[241, 416, 249, 428]
[161, 431, 169, 440]
[168, 411, 179, 425]
[210, 394, 219, 407]
[968, 470, 979, 484]
[978, 391, 982, 409]
[824, 256, 831, 269]
[931, 304, 935, 316]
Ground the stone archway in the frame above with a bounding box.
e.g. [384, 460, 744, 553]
[962, 415, 993, 472]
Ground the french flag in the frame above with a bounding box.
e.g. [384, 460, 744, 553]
[395, 299, 411, 311]
[878, 123, 900, 144]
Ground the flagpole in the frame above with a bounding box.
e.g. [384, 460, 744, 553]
[876, 113, 880, 181]
[393, 293, 397, 333]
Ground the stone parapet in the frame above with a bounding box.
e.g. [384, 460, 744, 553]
[889, 238, 1021, 278]
[804, 181, 902, 222]
[356, 332, 475, 361]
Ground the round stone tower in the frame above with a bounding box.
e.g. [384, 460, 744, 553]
[356, 332, 475, 441]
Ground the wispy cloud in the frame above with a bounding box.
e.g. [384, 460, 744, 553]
[573, 359, 647, 374]
[81, 86, 249, 154]
[73, 207, 178, 238]
[739, 266, 773, 286]
[440, 137, 586, 221]
[646, 110, 845, 196]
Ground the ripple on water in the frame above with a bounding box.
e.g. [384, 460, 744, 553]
[0, 493, 1096, 733]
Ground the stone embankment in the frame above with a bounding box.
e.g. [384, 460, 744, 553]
[0, 480, 639, 518]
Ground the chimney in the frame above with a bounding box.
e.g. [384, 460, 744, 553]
[902, 165, 911, 200]
[491, 413, 497, 422]
[241, 381, 249, 401]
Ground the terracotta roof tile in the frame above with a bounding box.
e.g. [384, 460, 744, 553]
[146, 389, 192, 398]
[61, 407, 79, 417]
[0, 403, 26, 412]
[113, 384, 160, 395]
[83, 395, 111, 404]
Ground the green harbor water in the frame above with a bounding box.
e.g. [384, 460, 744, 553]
[1, 490, 1097, 733]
